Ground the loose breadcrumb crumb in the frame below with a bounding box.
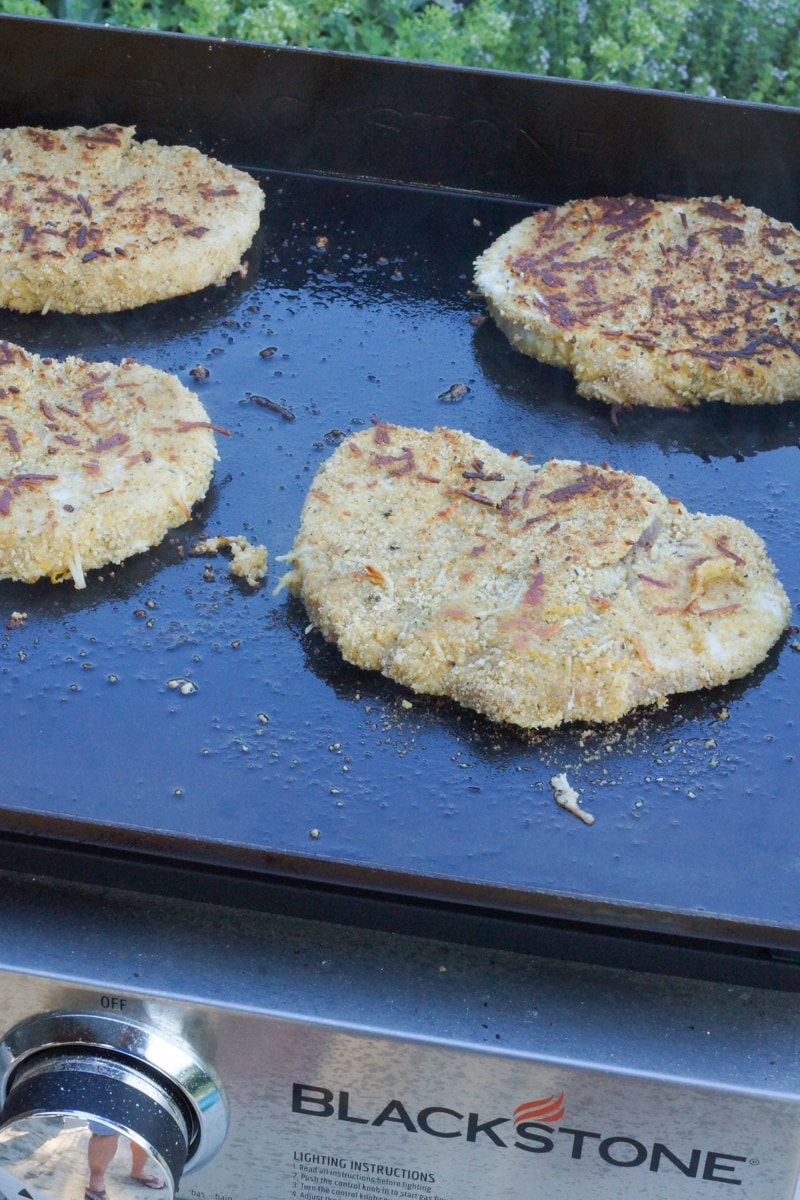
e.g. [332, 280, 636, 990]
[550, 772, 595, 825]
[192, 535, 267, 587]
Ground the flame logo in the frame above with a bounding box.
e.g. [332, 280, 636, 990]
[513, 1093, 565, 1128]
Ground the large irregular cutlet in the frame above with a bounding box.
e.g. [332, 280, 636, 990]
[0, 340, 221, 587]
[0, 124, 264, 313]
[280, 422, 789, 729]
[474, 195, 800, 408]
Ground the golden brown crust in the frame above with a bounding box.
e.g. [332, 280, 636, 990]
[281, 422, 790, 728]
[0, 340, 219, 586]
[0, 124, 264, 313]
[474, 195, 800, 408]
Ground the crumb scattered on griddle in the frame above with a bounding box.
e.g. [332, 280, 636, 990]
[438, 382, 471, 402]
[191, 534, 267, 586]
[167, 676, 198, 695]
[550, 772, 595, 825]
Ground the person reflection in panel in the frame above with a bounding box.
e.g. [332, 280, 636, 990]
[85, 1122, 166, 1200]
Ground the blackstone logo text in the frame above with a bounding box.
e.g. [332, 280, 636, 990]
[292, 1085, 753, 1186]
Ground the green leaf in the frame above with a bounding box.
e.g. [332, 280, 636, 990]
[57, 0, 102, 18]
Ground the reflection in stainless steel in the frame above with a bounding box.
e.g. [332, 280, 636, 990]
[0, 1056, 182, 1200]
[0, 1114, 164, 1200]
[0, 1013, 228, 1172]
[0, 1014, 228, 1200]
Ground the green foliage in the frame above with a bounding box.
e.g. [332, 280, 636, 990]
[392, 0, 514, 69]
[58, 0, 104, 18]
[0, 0, 51, 14]
[5, 0, 800, 108]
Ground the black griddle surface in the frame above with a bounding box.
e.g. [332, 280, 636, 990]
[1, 171, 798, 948]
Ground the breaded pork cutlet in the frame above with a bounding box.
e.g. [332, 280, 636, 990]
[0, 124, 264, 313]
[0, 340, 221, 587]
[280, 422, 789, 729]
[474, 195, 800, 409]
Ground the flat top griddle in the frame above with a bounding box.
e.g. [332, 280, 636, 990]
[0, 17, 798, 952]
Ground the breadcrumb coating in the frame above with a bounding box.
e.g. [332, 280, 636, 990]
[0, 340, 219, 587]
[475, 195, 800, 408]
[0, 124, 264, 313]
[281, 422, 790, 728]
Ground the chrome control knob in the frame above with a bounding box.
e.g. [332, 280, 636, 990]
[0, 1014, 227, 1200]
[0, 1050, 187, 1200]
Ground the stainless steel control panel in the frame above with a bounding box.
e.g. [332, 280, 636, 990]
[1, 871, 799, 1200]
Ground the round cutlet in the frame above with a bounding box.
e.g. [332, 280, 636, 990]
[474, 195, 800, 408]
[0, 341, 220, 587]
[0, 124, 264, 314]
[281, 422, 790, 729]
